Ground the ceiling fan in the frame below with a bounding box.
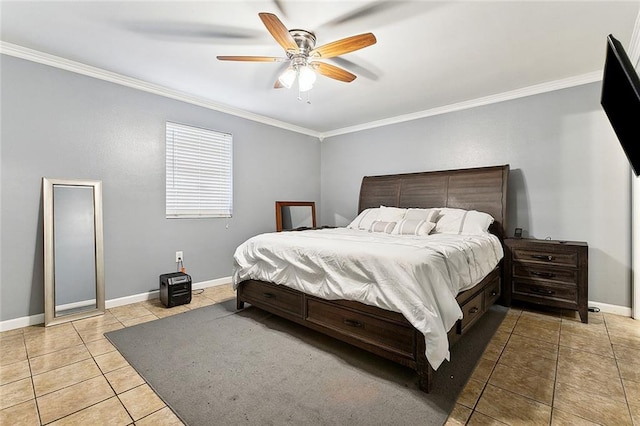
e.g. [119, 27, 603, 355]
[217, 13, 376, 94]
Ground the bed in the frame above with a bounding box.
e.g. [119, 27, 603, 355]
[233, 165, 509, 392]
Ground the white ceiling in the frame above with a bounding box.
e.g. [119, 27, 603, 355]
[1, 1, 639, 137]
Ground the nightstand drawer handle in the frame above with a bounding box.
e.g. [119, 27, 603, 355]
[469, 307, 480, 314]
[490, 291, 498, 296]
[343, 319, 363, 328]
[531, 271, 556, 278]
[531, 287, 555, 295]
[263, 292, 276, 299]
[531, 254, 554, 261]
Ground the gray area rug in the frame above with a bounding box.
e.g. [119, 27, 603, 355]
[106, 299, 507, 426]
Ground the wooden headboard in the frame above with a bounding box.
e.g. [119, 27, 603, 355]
[358, 165, 509, 240]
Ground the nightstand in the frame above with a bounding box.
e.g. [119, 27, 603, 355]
[504, 238, 588, 323]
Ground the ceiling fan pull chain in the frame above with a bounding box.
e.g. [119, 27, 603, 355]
[296, 87, 311, 104]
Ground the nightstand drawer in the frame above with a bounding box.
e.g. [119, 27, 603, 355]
[513, 264, 577, 285]
[512, 248, 577, 267]
[512, 279, 577, 304]
[241, 281, 303, 317]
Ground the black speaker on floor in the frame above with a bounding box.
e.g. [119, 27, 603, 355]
[159, 272, 192, 308]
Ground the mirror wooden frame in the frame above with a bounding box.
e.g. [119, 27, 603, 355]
[275, 201, 316, 232]
[43, 178, 105, 326]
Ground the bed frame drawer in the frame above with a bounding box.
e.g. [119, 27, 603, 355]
[239, 280, 303, 318]
[306, 298, 415, 357]
[483, 277, 501, 308]
[459, 292, 484, 334]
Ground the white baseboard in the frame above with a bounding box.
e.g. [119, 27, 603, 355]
[587, 300, 633, 317]
[0, 314, 46, 332]
[0, 276, 232, 332]
[105, 276, 231, 309]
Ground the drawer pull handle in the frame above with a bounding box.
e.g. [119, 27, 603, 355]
[531, 287, 555, 295]
[469, 307, 480, 314]
[343, 319, 363, 328]
[531, 271, 556, 278]
[531, 254, 554, 261]
[263, 292, 275, 299]
[490, 291, 497, 296]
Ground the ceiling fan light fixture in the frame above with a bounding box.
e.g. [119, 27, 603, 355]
[298, 65, 316, 92]
[218, 13, 375, 99]
[278, 67, 297, 89]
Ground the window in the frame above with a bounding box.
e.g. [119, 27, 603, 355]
[166, 122, 233, 218]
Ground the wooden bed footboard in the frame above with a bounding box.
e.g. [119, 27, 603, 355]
[236, 266, 501, 393]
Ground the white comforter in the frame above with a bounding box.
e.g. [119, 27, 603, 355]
[232, 228, 503, 370]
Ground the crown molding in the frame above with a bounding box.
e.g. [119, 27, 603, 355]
[0, 41, 321, 139]
[321, 71, 602, 139]
[0, 41, 614, 142]
[321, 8, 640, 140]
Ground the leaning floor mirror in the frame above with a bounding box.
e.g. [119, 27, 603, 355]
[43, 178, 105, 326]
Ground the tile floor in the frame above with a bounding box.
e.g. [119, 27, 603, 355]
[1, 284, 639, 425]
[446, 305, 640, 425]
[0, 284, 235, 426]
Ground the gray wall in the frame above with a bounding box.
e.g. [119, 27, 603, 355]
[0, 56, 320, 321]
[320, 83, 631, 308]
[1, 55, 632, 322]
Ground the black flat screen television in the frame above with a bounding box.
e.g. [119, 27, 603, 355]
[601, 34, 640, 176]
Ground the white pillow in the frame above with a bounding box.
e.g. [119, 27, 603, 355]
[391, 208, 438, 234]
[434, 208, 494, 235]
[378, 205, 407, 222]
[369, 220, 397, 234]
[404, 208, 439, 222]
[394, 219, 436, 236]
[347, 208, 380, 230]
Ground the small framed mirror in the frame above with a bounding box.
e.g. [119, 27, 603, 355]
[43, 178, 105, 326]
[275, 201, 316, 232]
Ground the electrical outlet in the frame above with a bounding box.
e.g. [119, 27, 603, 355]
[175, 251, 183, 263]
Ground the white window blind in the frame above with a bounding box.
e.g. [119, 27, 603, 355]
[166, 122, 233, 218]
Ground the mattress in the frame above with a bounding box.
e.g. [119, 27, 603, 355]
[232, 227, 503, 369]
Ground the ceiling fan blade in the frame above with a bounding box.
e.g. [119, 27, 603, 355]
[258, 12, 298, 53]
[313, 62, 357, 83]
[310, 33, 376, 59]
[322, 1, 398, 27]
[216, 56, 286, 62]
[122, 21, 267, 45]
[274, 80, 284, 89]
[272, 0, 288, 18]
[329, 57, 379, 81]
